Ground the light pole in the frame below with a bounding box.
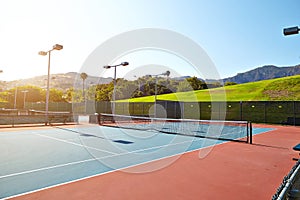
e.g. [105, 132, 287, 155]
[21, 90, 28, 109]
[39, 44, 63, 124]
[103, 62, 129, 114]
[80, 72, 88, 114]
[283, 26, 299, 36]
[150, 71, 170, 118]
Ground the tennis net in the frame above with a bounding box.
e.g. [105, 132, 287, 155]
[98, 113, 252, 143]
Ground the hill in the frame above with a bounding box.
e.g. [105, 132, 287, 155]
[124, 75, 300, 102]
[2, 72, 112, 91]
[1, 64, 299, 92]
[223, 64, 300, 84]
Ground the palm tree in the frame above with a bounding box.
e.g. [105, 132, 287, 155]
[80, 72, 88, 102]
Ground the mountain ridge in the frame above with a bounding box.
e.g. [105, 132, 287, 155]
[222, 64, 300, 83]
[1, 64, 300, 90]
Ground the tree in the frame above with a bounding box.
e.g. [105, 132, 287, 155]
[65, 87, 75, 102]
[80, 72, 88, 102]
[225, 82, 237, 86]
[49, 88, 66, 102]
[95, 83, 114, 101]
[186, 76, 207, 90]
[177, 80, 193, 92]
[86, 85, 97, 101]
[5, 85, 45, 108]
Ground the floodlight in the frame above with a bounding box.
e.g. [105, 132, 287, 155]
[53, 44, 63, 50]
[38, 51, 47, 56]
[121, 62, 129, 66]
[38, 44, 63, 124]
[283, 26, 299, 36]
[102, 62, 129, 114]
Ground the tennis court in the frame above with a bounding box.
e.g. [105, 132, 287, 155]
[0, 119, 298, 199]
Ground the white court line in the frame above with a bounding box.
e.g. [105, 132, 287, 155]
[37, 131, 201, 161]
[0, 158, 96, 179]
[4, 126, 272, 200]
[0, 136, 200, 180]
[0, 127, 274, 182]
[36, 133, 117, 155]
[3, 134, 233, 200]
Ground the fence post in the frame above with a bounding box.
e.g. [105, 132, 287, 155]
[199, 102, 202, 120]
[293, 101, 296, 126]
[240, 101, 243, 121]
[264, 101, 267, 124]
[181, 102, 185, 119]
[173, 101, 176, 118]
[250, 122, 253, 144]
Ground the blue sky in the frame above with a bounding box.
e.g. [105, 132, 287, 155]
[0, 0, 299, 81]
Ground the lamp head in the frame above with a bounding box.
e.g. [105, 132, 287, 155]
[53, 44, 63, 50]
[121, 62, 129, 66]
[38, 51, 47, 56]
[283, 26, 299, 36]
[103, 65, 111, 69]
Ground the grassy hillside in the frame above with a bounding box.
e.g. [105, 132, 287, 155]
[122, 75, 300, 102]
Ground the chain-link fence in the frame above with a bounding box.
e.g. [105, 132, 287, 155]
[25, 102, 72, 112]
[23, 101, 300, 125]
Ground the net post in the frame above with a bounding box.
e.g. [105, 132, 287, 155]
[95, 113, 100, 125]
[250, 121, 253, 144]
[246, 121, 249, 143]
[45, 114, 48, 126]
[99, 113, 104, 125]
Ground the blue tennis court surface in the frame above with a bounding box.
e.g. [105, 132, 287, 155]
[0, 125, 273, 199]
